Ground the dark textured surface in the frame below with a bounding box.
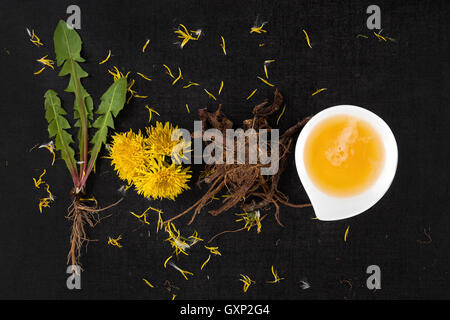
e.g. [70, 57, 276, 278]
[0, 0, 448, 299]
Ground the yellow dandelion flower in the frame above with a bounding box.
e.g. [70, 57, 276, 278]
[134, 159, 191, 200]
[109, 130, 148, 184]
[145, 121, 188, 160]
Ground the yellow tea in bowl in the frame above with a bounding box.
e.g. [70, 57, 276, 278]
[304, 114, 385, 197]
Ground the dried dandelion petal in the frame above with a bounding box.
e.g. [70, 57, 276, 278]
[142, 278, 154, 288]
[108, 235, 123, 248]
[98, 50, 111, 64]
[220, 36, 226, 55]
[142, 39, 150, 52]
[311, 88, 327, 96]
[246, 89, 257, 100]
[250, 22, 268, 34]
[303, 29, 312, 48]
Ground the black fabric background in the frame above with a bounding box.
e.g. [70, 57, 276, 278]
[0, 0, 448, 299]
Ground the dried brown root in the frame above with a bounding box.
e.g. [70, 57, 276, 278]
[168, 89, 311, 227]
[66, 191, 122, 269]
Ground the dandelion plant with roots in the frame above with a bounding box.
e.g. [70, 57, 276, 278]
[43, 21, 127, 268]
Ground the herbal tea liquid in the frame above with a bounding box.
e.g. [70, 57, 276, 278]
[304, 114, 385, 197]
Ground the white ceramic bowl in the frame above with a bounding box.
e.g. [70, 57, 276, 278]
[295, 105, 398, 221]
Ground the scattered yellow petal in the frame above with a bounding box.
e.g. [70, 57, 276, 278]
[189, 231, 204, 245]
[246, 89, 257, 100]
[344, 226, 350, 242]
[145, 105, 160, 122]
[311, 88, 327, 96]
[136, 72, 152, 81]
[169, 262, 194, 280]
[108, 66, 128, 82]
[38, 197, 51, 213]
[28, 29, 44, 47]
[149, 206, 163, 214]
[235, 210, 262, 233]
[204, 245, 221, 256]
[201, 255, 211, 270]
[203, 89, 217, 100]
[218, 81, 224, 95]
[257, 76, 275, 87]
[157, 212, 164, 233]
[98, 50, 111, 64]
[33, 169, 46, 188]
[165, 223, 191, 256]
[163, 64, 175, 78]
[130, 207, 151, 225]
[79, 197, 97, 206]
[262, 60, 275, 79]
[107, 235, 123, 248]
[172, 67, 183, 85]
[38, 141, 56, 165]
[172, 294, 176, 300]
[174, 24, 202, 49]
[259, 43, 265, 47]
[303, 29, 312, 48]
[266, 265, 284, 284]
[164, 255, 173, 268]
[33, 67, 46, 75]
[37, 55, 54, 69]
[142, 39, 150, 52]
[185, 103, 190, 113]
[142, 278, 154, 288]
[250, 22, 268, 34]
[374, 32, 387, 42]
[239, 274, 255, 292]
[220, 35, 226, 55]
[276, 104, 286, 125]
[44, 183, 54, 201]
[183, 81, 200, 88]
